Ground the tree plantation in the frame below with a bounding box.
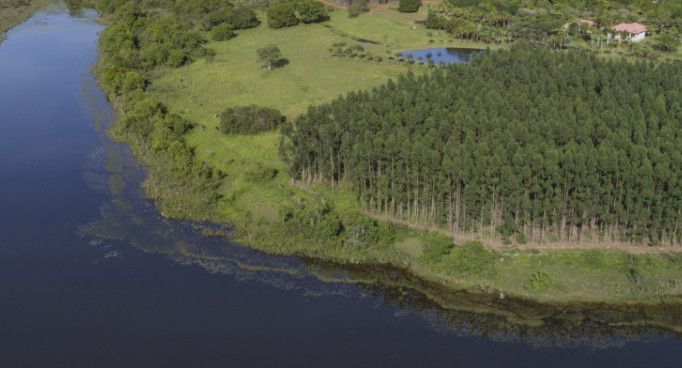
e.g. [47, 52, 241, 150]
[72, 0, 682, 301]
[280, 44, 682, 246]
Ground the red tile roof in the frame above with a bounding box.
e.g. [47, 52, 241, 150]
[612, 23, 647, 34]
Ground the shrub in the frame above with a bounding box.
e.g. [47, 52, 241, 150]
[447, 241, 497, 276]
[376, 221, 397, 248]
[211, 24, 234, 41]
[242, 164, 278, 183]
[205, 10, 229, 28]
[398, 0, 421, 13]
[425, 10, 446, 29]
[348, 0, 368, 17]
[167, 49, 188, 67]
[166, 113, 194, 135]
[319, 212, 342, 240]
[267, 3, 298, 28]
[205, 7, 260, 30]
[341, 211, 379, 248]
[226, 6, 260, 29]
[280, 198, 343, 242]
[618, 253, 647, 283]
[119, 95, 164, 139]
[528, 270, 555, 291]
[218, 105, 285, 134]
[423, 232, 454, 261]
[296, 0, 328, 24]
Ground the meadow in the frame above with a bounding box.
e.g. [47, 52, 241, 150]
[138, 5, 682, 304]
[146, 4, 486, 233]
[147, 5, 487, 120]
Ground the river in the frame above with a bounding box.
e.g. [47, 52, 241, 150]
[1, 7, 682, 368]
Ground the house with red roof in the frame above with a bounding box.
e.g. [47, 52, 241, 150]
[611, 22, 647, 42]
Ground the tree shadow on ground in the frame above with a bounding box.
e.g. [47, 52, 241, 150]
[273, 58, 289, 68]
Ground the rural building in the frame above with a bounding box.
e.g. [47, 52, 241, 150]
[611, 23, 647, 42]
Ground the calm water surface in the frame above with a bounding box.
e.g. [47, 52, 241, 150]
[1, 7, 682, 368]
[401, 47, 483, 64]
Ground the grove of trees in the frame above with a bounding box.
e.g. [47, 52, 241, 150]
[267, 2, 298, 28]
[266, 0, 328, 28]
[280, 44, 682, 246]
[218, 105, 284, 134]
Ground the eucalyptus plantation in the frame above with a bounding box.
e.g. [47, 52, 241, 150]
[280, 44, 682, 246]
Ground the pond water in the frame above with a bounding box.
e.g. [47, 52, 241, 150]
[401, 47, 485, 64]
[2, 7, 682, 367]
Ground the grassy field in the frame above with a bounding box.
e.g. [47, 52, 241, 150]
[147, 7, 451, 241]
[148, 6, 486, 120]
[146, 5, 487, 229]
[137, 6, 682, 304]
[491, 248, 682, 302]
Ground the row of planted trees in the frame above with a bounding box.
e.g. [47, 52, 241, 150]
[280, 44, 682, 246]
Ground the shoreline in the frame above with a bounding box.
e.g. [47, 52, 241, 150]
[0, 0, 51, 42]
[105, 101, 682, 305]
[85, 4, 682, 307]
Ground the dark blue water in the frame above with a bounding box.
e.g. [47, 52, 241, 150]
[401, 47, 483, 64]
[2, 7, 682, 368]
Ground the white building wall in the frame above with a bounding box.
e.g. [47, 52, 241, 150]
[630, 32, 646, 42]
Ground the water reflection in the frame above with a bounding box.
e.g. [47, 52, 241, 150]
[331, 263, 682, 349]
[66, 13, 682, 353]
[401, 47, 485, 64]
[78, 102, 682, 349]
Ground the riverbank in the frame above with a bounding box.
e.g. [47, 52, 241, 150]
[4, 7, 682, 366]
[91, 3, 682, 306]
[0, 0, 51, 41]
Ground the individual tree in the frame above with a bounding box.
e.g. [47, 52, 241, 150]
[348, 0, 369, 17]
[257, 44, 283, 70]
[267, 3, 298, 28]
[296, 0, 329, 23]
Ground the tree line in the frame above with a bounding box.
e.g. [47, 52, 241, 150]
[88, 0, 244, 217]
[426, 0, 682, 56]
[280, 43, 682, 246]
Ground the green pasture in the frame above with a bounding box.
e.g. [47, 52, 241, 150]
[140, 7, 682, 303]
[490, 249, 682, 302]
[146, 7, 489, 120]
[145, 8, 459, 232]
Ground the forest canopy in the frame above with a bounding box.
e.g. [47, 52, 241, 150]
[280, 44, 682, 246]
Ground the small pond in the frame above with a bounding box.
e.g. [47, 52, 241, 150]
[401, 47, 485, 64]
